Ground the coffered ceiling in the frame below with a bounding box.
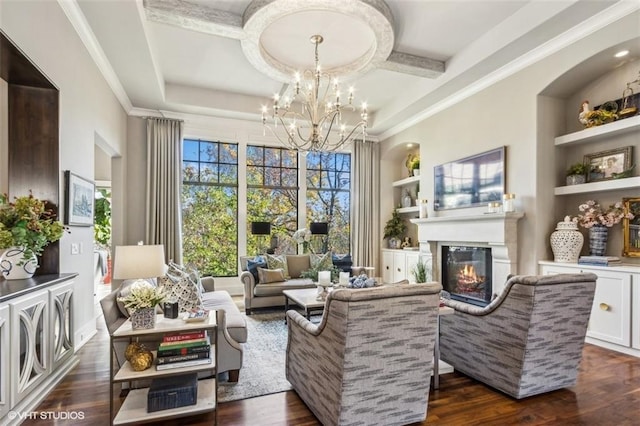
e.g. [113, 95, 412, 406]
[71, 0, 630, 138]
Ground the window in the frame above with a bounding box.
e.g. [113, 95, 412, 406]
[246, 145, 298, 255]
[306, 152, 351, 254]
[182, 139, 238, 276]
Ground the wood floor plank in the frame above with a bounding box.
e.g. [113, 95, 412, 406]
[22, 317, 640, 425]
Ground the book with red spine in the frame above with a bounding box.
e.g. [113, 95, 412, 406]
[162, 330, 206, 343]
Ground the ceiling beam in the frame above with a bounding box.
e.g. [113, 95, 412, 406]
[377, 51, 445, 79]
[143, 0, 245, 40]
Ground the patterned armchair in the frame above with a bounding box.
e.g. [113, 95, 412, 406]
[286, 283, 442, 426]
[439, 273, 597, 399]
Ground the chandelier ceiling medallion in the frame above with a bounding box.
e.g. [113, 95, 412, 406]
[261, 34, 368, 152]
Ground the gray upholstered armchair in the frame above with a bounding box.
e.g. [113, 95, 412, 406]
[439, 273, 597, 399]
[286, 282, 442, 426]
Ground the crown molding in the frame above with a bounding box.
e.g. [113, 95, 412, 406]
[378, 1, 640, 141]
[58, 0, 133, 113]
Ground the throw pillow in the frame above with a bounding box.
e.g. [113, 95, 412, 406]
[266, 254, 289, 278]
[257, 267, 286, 284]
[247, 256, 267, 282]
[286, 255, 311, 279]
[158, 262, 203, 313]
[311, 252, 333, 271]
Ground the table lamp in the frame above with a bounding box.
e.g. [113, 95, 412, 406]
[310, 222, 328, 253]
[251, 221, 271, 254]
[113, 244, 166, 284]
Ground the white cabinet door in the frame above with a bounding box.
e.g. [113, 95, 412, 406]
[405, 252, 420, 283]
[10, 290, 49, 406]
[49, 281, 74, 370]
[632, 273, 640, 350]
[393, 252, 407, 282]
[541, 264, 631, 347]
[382, 250, 394, 283]
[0, 305, 9, 420]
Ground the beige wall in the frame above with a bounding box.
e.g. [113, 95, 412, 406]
[380, 10, 640, 276]
[1, 1, 128, 347]
[0, 78, 7, 194]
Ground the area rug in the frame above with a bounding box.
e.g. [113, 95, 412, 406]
[218, 311, 293, 402]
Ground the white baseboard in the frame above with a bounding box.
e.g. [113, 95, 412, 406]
[74, 321, 97, 352]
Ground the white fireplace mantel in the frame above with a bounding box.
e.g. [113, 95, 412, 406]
[410, 212, 525, 296]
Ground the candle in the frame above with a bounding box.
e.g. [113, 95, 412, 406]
[339, 272, 350, 286]
[318, 270, 331, 285]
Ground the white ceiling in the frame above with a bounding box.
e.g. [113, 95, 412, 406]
[72, 0, 634, 138]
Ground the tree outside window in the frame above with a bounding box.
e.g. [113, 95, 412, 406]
[182, 139, 238, 276]
[246, 145, 298, 255]
[306, 152, 351, 254]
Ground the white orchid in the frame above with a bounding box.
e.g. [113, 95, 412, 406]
[293, 228, 312, 244]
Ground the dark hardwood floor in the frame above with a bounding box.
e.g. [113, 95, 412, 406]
[26, 317, 640, 425]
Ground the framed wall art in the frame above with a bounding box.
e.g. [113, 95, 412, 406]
[434, 146, 506, 211]
[584, 146, 633, 182]
[64, 171, 95, 226]
[623, 197, 640, 258]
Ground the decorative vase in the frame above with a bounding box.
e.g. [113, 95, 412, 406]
[0, 247, 38, 280]
[401, 189, 412, 208]
[550, 220, 583, 263]
[413, 168, 420, 177]
[565, 175, 585, 186]
[131, 307, 156, 330]
[589, 225, 608, 256]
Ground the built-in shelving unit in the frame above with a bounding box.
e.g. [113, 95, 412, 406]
[392, 175, 420, 187]
[555, 176, 640, 195]
[554, 115, 640, 147]
[554, 113, 639, 196]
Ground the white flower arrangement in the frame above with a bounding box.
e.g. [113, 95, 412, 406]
[118, 281, 167, 312]
[293, 228, 312, 244]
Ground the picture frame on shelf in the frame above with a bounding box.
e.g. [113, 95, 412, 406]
[622, 197, 640, 258]
[584, 146, 633, 182]
[64, 171, 95, 226]
[433, 146, 505, 211]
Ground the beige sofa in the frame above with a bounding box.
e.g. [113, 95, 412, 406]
[240, 255, 317, 314]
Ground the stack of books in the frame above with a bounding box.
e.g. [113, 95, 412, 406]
[577, 256, 622, 266]
[156, 330, 211, 370]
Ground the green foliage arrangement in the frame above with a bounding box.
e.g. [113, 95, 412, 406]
[566, 162, 589, 176]
[94, 188, 111, 251]
[0, 192, 65, 262]
[383, 209, 406, 240]
[118, 282, 167, 312]
[411, 259, 430, 283]
[301, 264, 341, 283]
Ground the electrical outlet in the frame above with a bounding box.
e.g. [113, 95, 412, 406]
[71, 243, 79, 255]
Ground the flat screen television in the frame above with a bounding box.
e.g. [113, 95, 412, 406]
[434, 147, 505, 211]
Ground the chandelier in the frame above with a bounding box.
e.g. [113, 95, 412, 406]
[261, 35, 368, 152]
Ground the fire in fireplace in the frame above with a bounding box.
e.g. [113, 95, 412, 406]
[442, 246, 492, 306]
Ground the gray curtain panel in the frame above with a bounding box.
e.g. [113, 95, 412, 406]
[145, 118, 184, 264]
[351, 140, 380, 274]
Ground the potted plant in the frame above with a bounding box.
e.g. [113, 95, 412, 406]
[94, 188, 112, 283]
[118, 281, 167, 329]
[383, 209, 406, 249]
[0, 192, 65, 279]
[411, 158, 420, 176]
[411, 258, 430, 283]
[566, 162, 589, 186]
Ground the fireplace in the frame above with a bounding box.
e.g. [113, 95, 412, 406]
[442, 246, 492, 306]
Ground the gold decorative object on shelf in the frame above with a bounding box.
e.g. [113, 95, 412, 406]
[125, 342, 147, 362]
[130, 349, 154, 371]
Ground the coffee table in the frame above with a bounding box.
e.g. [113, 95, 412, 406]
[283, 288, 326, 322]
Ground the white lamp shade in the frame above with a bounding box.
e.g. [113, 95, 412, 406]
[113, 245, 166, 280]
